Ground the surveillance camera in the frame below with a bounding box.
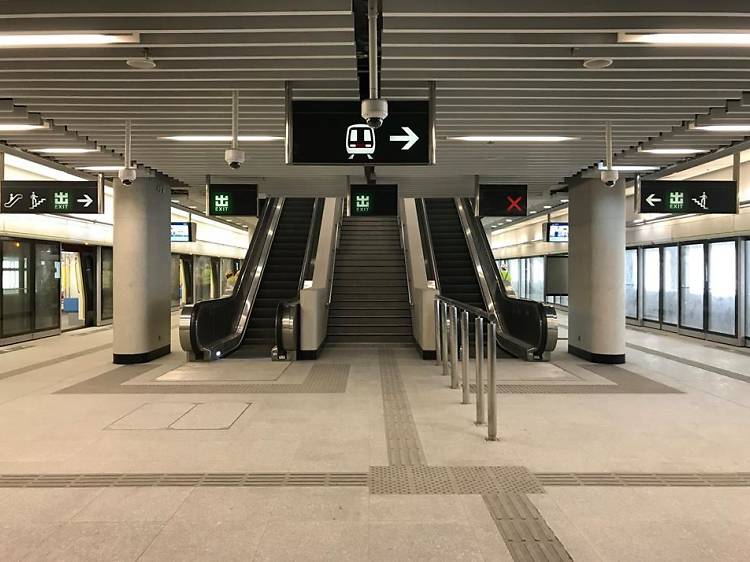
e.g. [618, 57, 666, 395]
[225, 148, 245, 170]
[361, 98, 388, 129]
[118, 167, 137, 186]
[600, 168, 619, 188]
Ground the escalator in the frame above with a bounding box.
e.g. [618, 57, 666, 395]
[180, 197, 322, 361]
[419, 197, 557, 361]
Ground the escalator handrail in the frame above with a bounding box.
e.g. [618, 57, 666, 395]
[416, 198, 440, 292]
[182, 197, 285, 360]
[327, 198, 345, 306]
[454, 197, 557, 360]
[273, 198, 325, 358]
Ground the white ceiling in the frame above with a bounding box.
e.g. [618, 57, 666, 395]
[1, 0, 750, 220]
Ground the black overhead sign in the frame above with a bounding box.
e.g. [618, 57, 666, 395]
[350, 184, 398, 217]
[0, 179, 103, 214]
[289, 100, 432, 165]
[638, 180, 738, 215]
[475, 184, 528, 217]
[206, 183, 258, 217]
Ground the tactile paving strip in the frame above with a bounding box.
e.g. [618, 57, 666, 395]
[0, 343, 112, 382]
[627, 343, 750, 384]
[470, 363, 681, 394]
[0, 472, 369, 488]
[535, 472, 750, 487]
[378, 348, 427, 466]
[483, 493, 573, 562]
[369, 466, 544, 495]
[56, 363, 350, 394]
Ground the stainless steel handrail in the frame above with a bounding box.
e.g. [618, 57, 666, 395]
[327, 198, 345, 306]
[416, 198, 440, 292]
[398, 212, 413, 307]
[297, 198, 325, 293]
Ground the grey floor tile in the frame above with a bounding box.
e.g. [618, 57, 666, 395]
[0, 488, 101, 523]
[368, 522, 484, 561]
[271, 487, 368, 522]
[72, 486, 192, 522]
[26, 521, 162, 562]
[253, 520, 368, 562]
[171, 487, 280, 524]
[0, 523, 62, 561]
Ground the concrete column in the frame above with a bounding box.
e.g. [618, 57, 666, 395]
[568, 177, 626, 363]
[113, 177, 171, 364]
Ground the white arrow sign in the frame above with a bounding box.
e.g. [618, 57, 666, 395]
[646, 193, 662, 207]
[77, 194, 94, 208]
[389, 126, 419, 151]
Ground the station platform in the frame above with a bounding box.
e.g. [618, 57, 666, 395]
[0, 313, 749, 561]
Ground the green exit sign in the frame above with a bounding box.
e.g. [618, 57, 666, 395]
[206, 183, 258, 217]
[353, 192, 373, 215]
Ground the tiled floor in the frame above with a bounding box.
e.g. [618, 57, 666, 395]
[1, 313, 750, 560]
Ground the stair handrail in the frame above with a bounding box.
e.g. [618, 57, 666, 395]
[398, 212, 414, 307]
[327, 198, 345, 306]
[416, 198, 441, 292]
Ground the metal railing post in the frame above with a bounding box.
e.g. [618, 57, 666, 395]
[486, 321, 498, 441]
[434, 299, 441, 366]
[461, 310, 470, 404]
[441, 301, 449, 377]
[474, 316, 485, 425]
[449, 306, 459, 389]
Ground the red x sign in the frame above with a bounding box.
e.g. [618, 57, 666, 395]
[506, 195, 523, 213]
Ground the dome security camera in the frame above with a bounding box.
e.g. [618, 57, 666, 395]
[361, 98, 388, 129]
[118, 166, 137, 186]
[225, 148, 245, 170]
[600, 168, 619, 188]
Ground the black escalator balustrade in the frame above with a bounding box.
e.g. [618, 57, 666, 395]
[240, 198, 315, 354]
[328, 216, 412, 344]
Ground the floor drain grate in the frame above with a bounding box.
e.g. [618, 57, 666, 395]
[535, 472, 750, 487]
[369, 466, 544, 495]
[0, 472, 369, 488]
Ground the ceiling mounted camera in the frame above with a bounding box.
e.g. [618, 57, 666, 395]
[600, 168, 619, 188]
[119, 120, 136, 186]
[361, 98, 388, 129]
[118, 166, 137, 186]
[224, 148, 245, 170]
[226, 89, 245, 169]
[360, 0, 388, 129]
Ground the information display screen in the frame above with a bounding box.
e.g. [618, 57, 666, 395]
[350, 184, 398, 216]
[290, 100, 432, 165]
[638, 179, 738, 215]
[170, 222, 194, 242]
[476, 184, 528, 217]
[0, 179, 103, 214]
[545, 222, 569, 243]
[206, 183, 258, 217]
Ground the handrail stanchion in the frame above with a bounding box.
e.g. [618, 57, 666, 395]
[441, 301, 449, 377]
[461, 310, 470, 404]
[486, 321, 498, 441]
[434, 299, 442, 366]
[449, 306, 459, 389]
[474, 316, 485, 425]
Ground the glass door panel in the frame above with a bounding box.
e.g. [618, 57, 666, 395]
[625, 249, 638, 318]
[34, 242, 60, 331]
[662, 246, 679, 325]
[1, 240, 33, 337]
[680, 244, 704, 330]
[643, 248, 660, 322]
[707, 241, 736, 335]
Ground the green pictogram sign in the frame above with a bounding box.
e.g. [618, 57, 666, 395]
[354, 193, 372, 215]
[206, 183, 258, 217]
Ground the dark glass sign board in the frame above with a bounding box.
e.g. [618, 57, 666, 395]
[476, 184, 528, 217]
[206, 183, 258, 217]
[350, 184, 398, 216]
[289, 100, 432, 165]
[0, 179, 103, 214]
[637, 180, 738, 214]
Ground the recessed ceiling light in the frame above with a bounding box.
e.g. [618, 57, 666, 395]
[188, 205, 198, 209]
[582, 57, 613, 69]
[160, 135, 284, 142]
[693, 125, 750, 132]
[32, 147, 98, 154]
[126, 56, 157, 70]
[171, 199, 179, 203]
[447, 135, 577, 143]
[619, 32, 750, 46]
[529, 210, 538, 215]
[505, 219, 512, 223]
[77, 165, 123, 171]
[0, 124, 46, 131]
[597, 163, 659, 171]
[0, 33, 138, 47]
[638, 148, 709, 155]
[560, 198, 569, 203]
[543, 205, 552, 209]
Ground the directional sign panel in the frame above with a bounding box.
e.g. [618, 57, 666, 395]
[638, 180, 738, 214]
[350, 184, 398, 216]
[0, 179, 103, 214]
[289, 100, 432, 165]
[476, 184, 528, 217]
[206, 183, 258, 217]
